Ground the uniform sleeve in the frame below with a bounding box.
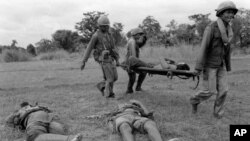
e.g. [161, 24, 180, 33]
[82, 34, 98, 62]
[195, 25, 213, 71]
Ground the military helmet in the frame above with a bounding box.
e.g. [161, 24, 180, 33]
[131, 28, 144, 36]
[97, 15, 110, 26]
[216, 1, 238, 16]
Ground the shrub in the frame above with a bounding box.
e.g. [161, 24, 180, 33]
[1, 49, 32, 62]
[37, 50, 69, 60]
[26, 44, 37, 56]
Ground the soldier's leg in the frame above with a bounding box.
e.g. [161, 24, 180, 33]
[102, 62, 117, 97]
[190, 68, 217, 113]
[97, 64, 106, 96]
[135, 72, 147, 91]
[110, 62, 118, 96]
[144, 120, 163, 141]
[49, 121, 67, 135]
[126, 72, 136, 94]
[214, 66, 228, 118]
[119, 123, 135, 141]
[97, 81, 105, 96]
[34, 133, 83, 141]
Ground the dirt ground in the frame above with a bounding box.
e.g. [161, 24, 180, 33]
[0, 57, 250, 141]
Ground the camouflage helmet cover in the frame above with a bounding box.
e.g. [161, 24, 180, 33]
[216, 1, 238, 16]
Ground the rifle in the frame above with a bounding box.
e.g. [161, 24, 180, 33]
[133, 67, 200, 89]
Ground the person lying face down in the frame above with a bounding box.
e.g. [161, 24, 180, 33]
[107, 99, 163, 141]
[5, 102, 83, 141]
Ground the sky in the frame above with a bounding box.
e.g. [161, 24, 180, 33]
[0, 0, 249, 48]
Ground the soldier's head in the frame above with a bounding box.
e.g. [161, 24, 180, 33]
[216, 1, 238, 23]
[131, 28, 147, 47]
[97, 15, 110, 33]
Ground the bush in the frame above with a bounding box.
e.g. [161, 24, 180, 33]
[26, 44, 37, 56]
[1, 49, 32, 62]
[37, 50, 69, 60]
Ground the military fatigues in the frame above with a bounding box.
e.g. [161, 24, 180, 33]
[108, 103, 152, 134]
[124, 38, 149, 93]
[190, 21, 232, 117]
[83, 29, 119, 97]
[5, 106, 77, 141]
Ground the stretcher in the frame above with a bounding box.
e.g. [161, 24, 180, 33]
[132, 67, 200, 89]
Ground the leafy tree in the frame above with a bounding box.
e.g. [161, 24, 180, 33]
[175, 24, 196, 44]
[35, 39, 55, 54]
[26, 44, 36, 56]
[110, 22, 127, 46]
[139, 16, 161, 39]
[157, 30, 175, 47]
[11, 40, 18, 48]
[75, 11, 105, 43]
[188, 13, 211, 37]
[233, 8, 250, 47]
[166, 19, 178, 35]
[52, 30, 83, 52]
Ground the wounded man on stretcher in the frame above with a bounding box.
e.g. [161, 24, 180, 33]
[121, 56, 190, 73]
[121, 56, 199, 89]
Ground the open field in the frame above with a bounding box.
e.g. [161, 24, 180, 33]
[0, 55, 250, 141]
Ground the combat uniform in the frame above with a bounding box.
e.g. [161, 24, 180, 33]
[190, 0, 238, 118]
[5, 105, 81, 141]
[124, 38, 149, 93]
[108, 103, 153, 134]
[82, 29, 119, 97]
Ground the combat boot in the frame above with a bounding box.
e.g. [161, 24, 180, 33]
[126, 89, 134, 94]
[135, 73, 146, 91]
[135, 86, 143, 91]
[107, 92, 115, 98]
[96, 82, 105, 96]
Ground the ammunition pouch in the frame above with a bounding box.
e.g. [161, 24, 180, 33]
[100, 50, 113, 63]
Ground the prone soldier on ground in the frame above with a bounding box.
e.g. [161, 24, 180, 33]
[106, 99, 163, 141]
[5, 102, 83, 141]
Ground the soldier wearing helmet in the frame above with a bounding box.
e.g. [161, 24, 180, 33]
[122, 27, 153, 94]
[190, 1, 238, 118]
[81, 15, 120, 98]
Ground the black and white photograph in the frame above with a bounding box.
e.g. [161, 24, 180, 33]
[0, 0, 250, 141]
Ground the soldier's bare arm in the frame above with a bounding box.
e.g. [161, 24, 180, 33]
[82, 34, 98, 63]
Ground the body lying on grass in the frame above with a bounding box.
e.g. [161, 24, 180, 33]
[85, 100, 163, 141]
[5, 102, 83, 141]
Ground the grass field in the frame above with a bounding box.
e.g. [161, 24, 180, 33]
[0, 50, 250, 141]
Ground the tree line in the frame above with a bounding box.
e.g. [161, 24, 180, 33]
[1, 9, 250, 55]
